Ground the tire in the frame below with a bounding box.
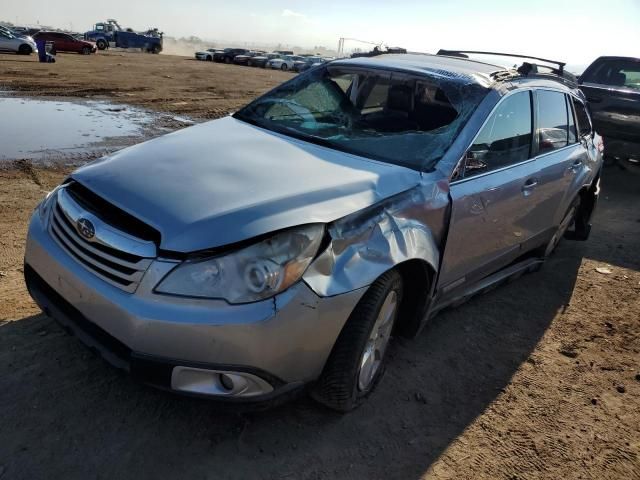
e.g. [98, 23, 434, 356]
[96, 40, 107, 50]
[280, 63, 288, 71]
[81, 46, 91, 55]
[207, 55, 212, 61]
[543, 197, 580, 257]
[225, 57, 232, 64]
[312, 269, 404, 412]
[18, 44, 32, 55]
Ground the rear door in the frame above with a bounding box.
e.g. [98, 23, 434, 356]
[580, 58, 640, 145]
[526, 90, 588, 246]
[438, 90, 541, 292]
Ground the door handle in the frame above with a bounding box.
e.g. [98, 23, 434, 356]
[522, 178, 538, 196]
[568, 159, 582, 172]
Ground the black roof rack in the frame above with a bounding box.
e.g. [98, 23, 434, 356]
[436, 49, 566, 75]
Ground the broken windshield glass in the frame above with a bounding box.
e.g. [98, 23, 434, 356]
[234, 63, 488, 170]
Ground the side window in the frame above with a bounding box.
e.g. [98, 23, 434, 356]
[584, 59, 640, 90]
[572, 98, 592, 138]
[465, 91, 532, 177]
[566, 95, 577, 144]
[536, 90, 568, 154]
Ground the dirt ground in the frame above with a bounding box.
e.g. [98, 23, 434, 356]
[0, 51, 292, 120]
[0, 52, 639, 480]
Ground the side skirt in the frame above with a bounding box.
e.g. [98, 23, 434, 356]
[424, 257, 544, 322]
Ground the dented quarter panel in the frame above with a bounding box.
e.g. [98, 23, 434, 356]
[304, 171, 450, 297]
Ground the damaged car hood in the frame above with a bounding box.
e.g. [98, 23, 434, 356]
[71, 116, 421, 252]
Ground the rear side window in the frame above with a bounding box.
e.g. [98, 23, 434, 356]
[572, 98, 592, 137]
[583, 59, 640, 90]
[465, 91, 532, 177]
[567, 95, 577, 144]
[536, 90, 568, 154]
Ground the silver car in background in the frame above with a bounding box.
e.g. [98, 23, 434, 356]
[25, 52, 602, 411]
[0, 26, 38, 55]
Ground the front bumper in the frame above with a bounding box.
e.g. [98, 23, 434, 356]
[24, 212, 365, 399]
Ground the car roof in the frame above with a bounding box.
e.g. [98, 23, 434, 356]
[333, 53, 504, 86]
[332, 53, 580, 92]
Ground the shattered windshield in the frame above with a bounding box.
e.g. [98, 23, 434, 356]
[234, 64, 488, 170]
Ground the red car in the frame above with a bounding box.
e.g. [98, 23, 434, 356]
[32, 31, 97, 55]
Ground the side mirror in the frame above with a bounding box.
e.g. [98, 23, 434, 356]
[465, 150, 488, 172]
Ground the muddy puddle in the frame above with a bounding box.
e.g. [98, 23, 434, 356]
[0, 95, 195, 165]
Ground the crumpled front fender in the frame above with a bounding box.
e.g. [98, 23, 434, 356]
[303, 179, 450, 297]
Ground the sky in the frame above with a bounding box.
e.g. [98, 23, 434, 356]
[3, 0, 639, 71]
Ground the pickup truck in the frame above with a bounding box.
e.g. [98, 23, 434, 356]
[579, 56, 640, 163]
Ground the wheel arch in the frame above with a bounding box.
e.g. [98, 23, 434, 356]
[393, 259, 435, 338]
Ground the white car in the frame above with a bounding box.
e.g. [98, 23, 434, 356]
[195, 48, 219, 61]
[0, 27, 37, 55]
[267, 55, 304, 71]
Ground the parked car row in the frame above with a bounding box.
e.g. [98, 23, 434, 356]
[194, 47, 332, 72]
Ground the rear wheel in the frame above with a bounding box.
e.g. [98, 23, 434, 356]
[312, 269, 403, 412]
[96, 39, 107, 50]
[18, 44, 32, 55]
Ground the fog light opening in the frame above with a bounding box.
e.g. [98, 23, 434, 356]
[219, 373, 235, 392]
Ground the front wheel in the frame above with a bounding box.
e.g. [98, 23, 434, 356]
[280, 63, 288, 71]
[312, 270, 403, 412]
[81, 46, 91, 55]
[18, 44, 32, 55]
[96, 39, 107, 50]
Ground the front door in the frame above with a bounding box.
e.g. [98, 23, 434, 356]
[438, 90, 541, 294]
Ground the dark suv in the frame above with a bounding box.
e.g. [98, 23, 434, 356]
[579, 56, 640, 163]
[214, 48, 249, 64]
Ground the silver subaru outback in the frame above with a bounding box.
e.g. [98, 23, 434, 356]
[25, 52, 603, 411]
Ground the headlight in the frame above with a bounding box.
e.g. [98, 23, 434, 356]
[156, 224, 324, 303]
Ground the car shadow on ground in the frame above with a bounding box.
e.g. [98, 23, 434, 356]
[0, 166, 636, 480]
[0, 247, 584, 480]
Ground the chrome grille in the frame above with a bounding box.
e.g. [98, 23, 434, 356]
[48, 188, 156, 293]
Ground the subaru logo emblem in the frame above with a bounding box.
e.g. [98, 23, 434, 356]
[76, 218, 95, 240]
